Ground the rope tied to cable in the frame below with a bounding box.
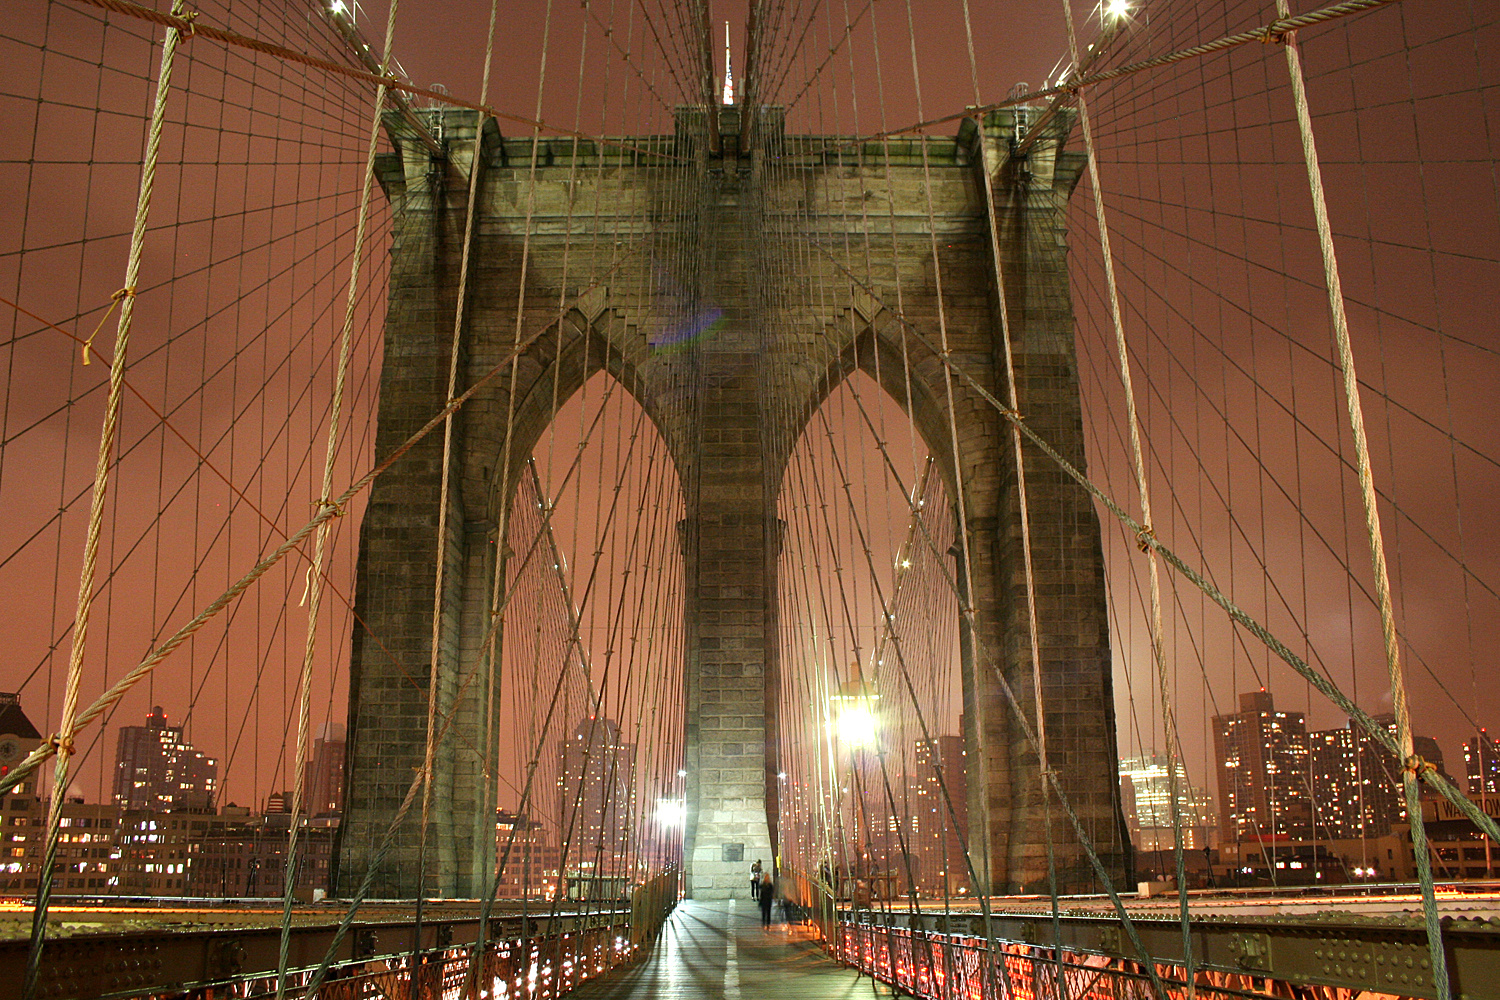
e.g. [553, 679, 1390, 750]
[1405, 755, 1438, 778]
[45, 735, 74, 757]
[315, 496, 346, 518]
[80, 288, 135, 367]
[1135, 525, 1155, 553]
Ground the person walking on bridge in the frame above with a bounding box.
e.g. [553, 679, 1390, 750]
[758, 870, 775, 926]
[750, 858, 763, 900]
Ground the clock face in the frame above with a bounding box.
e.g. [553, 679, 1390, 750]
[0, 739, 19, 763]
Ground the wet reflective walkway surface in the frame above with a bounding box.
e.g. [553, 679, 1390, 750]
[569, 899, 890, 999]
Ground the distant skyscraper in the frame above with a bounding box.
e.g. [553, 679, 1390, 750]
[1119, 754, 1212, 851]
[113, 706, 218, 812]
[494, 809, 561, 899]
[1466, 730, 1500, 794]
[1310, 723, 1403, 840]
[1213, 690, 1311, 842]
[1308, 726, 1365, 840]
[1308, 715, 1447, 840]
[556, 717, 636, 876]
[909, 736, 967, 893]
[303, 722, 346, 817]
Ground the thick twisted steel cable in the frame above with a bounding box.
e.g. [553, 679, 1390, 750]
[23, 6, 188, 999]
[957, 0, 1066, 986]
[1057, 0, 1196, 988]
[276, 0, 406, 994]
[1275, 0, 1449, 991]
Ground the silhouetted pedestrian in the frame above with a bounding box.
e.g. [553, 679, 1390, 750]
[758, 871, 774, 925]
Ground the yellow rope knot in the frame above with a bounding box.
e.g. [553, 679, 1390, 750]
[1135, 526, 1156, 552]
[79, 288, 136, 367]
[1405, 754, 1436, 777]
[47, 734, 75, 756]
[176, 11, 199, 39]
[316, 497, 346, 518]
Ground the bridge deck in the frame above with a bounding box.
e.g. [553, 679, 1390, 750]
[570, 899, 885, 999]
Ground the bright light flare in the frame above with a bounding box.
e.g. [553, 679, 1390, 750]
[1105, 0, 1132, 18]
[837, 705, 879, 748]
[656, 798, 686, 826]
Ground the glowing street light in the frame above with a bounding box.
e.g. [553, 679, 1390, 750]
[1105, 0, 1132, 19]
[830, 679, 881, 750]
[837, 705, 879, 748]
[655, 798, 686, 827]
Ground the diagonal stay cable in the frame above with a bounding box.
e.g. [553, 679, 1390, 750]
[797, 0, 1400, 159]
[61, 0, 684, 163]
[0, 245, 649, 801]
[806, 241, 1500, 848]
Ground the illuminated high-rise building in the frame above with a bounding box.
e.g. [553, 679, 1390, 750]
[303, 722, 346, 817]
[113, 706, 218, 812]
[1310, 716, 1449, 840]
[906, 736, 968, 894]
[1119, 753, 1212, 851]
[1212, 690, 1311, 842]
[555, 716, 636, 877]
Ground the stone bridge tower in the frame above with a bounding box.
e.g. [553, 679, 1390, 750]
[336, 105, 1129, 899]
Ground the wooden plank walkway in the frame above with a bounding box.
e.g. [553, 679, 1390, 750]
[569, 899, 891, 999]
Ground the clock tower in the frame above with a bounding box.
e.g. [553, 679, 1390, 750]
[0, 691, 42, 779]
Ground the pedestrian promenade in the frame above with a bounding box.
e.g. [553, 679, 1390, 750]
[567, 898, 890, 999]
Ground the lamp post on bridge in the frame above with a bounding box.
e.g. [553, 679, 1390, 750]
[829, 678, 881, 904]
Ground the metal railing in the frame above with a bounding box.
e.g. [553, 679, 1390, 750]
[5, 868, 680, 999]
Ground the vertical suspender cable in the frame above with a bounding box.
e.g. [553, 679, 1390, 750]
[958, 0, 1066, 988]
[1273, 5, 1449, 995]
[23, 5, 188, 999]
[275, 2, 404, 995]
[411, 0, 500, 986]
[476, 0, 554, 977]
[1056, 1, 1197, 991]
[892, 4, 1013, 994]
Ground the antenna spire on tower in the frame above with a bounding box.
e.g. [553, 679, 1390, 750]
[722, 21, 734, 105]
